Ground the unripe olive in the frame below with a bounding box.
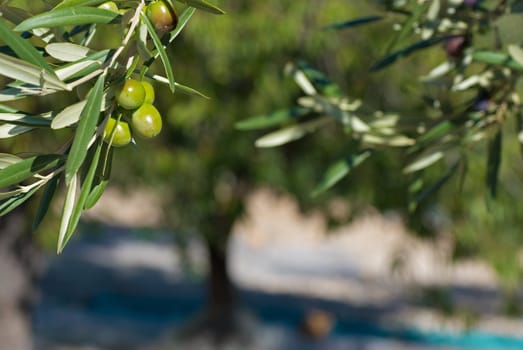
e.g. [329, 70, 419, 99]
[146, 0, 178, 33]
[116, 79, 146, 110]
[141, 81, 155, 104]
[131, 103, 162, 138]
[98, 1, 119, 13]
[104, 118, 132, 147]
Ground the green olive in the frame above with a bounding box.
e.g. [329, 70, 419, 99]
[116, 79, 146, 110]
[104, 118, 132, 147]
[146, 0, 178, 33]
[98, 1, 119, 13]
[141, 81, 155, 104]
[131, 103, 162, 138]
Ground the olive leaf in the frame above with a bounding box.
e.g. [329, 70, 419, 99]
[141, 13, 175, 92]
[64, 74, 104, 185]
[174, 0, 225, 14]
[0, 18, 54, 72]
[236, 107, 310, 130]
[312, 149, 373, 196]
[15, 7, 119, 32]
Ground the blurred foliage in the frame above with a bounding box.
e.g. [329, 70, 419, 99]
[3, 0, 523, 294]
[236, 0, 523, 290]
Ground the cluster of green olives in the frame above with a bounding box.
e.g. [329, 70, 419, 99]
[104, 79, 163, 147]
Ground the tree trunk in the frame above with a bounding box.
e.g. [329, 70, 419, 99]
[0, 207, 41, 350]
[207, 235, 236, 317]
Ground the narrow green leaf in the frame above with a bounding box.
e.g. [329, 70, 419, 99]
[323, 16, 382, 30]
[174, 81, 208, 98]
[141, 13, 175, 92]
[46, 42, 91, 62]
[386, 2, 430, 53]
[167, 7, 196, 43]
[486, 129, 502, 199]
[295, 61, 343, 97]
[64, 74, 104, 185]
[57, 173, 77, 254]
[0, 154, 63, 189]
[0, 53, 69, 90]
[53, 0, 108, 10]
[410, 162, 460, 211]
[0, 104, 18, 113]
[56, 49, 110, 81]
[52, 100, 87, 129]
[32, 175, 60, 231]
[63, 140, 102, 248]
[175, 0, 225, 14]
[371, 36, 452, 72]
[255, 117, 331, 148]
[84, 179, 108, 209]
[0, 85, 45, 102]
[312, 149, 373, 196]
[236, 107, 310, 130]
[0, 18, 54, 72]
[403, 151, 445, 174]
[0, 153, 22, 169]
[0, 123, 33, 138]
[472, 51, 523, 71]
[144, 7, 196, 67]
[0, 112, 52, 127]
[0, 185, 41, 216]
[15, 7, 119, 32]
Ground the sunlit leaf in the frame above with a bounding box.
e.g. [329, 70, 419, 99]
[46, 42, 91, 62]
[0, 154, 63, 189]
[0, 124, 34, 138]
[255, 117, 331, 148]
[64, 74, 104, 185]
[403, 151, 444, 174]
[0, 53, 69, 90]
[57, 172, 77, 253]
[63, 140, 102, 249]
[508, 45, 523, 66]
[15, 7, 119, 32]
[51, 100, 87, 129]
[0, 153, 22, 169]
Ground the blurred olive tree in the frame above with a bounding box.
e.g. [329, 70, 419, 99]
[239, 0, 523, 295]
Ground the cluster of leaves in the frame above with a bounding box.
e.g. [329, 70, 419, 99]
[0, 0, 223, 253]
[241, 0, 523, 211]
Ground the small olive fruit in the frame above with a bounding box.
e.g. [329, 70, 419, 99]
[445, 35, 467, 58]
[141, 81, 155, 104]
[116, 79, 146, 110]
[146, 0, 178, 33]
[98, 1, 119, 13]
[132, 103, 162, 138]
[104, 118, 132, 147]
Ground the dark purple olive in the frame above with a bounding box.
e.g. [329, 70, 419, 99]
[445, 36, 467, 58]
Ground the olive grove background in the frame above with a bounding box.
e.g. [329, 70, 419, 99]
[2, 0, 523, 349]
